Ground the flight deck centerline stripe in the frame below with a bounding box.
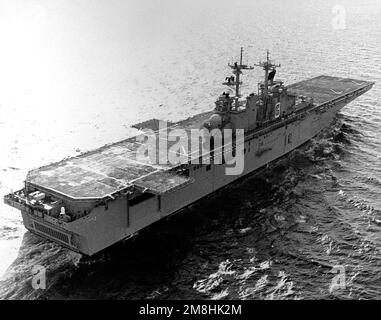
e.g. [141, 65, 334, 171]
[330, 89, 343, 94]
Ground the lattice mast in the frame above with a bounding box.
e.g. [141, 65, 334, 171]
[255, 50, 281, 98]
[224, 47, 254, 109]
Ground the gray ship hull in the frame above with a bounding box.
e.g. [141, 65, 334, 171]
[18, 89, 366, 254]
[4, 75, 374, 255]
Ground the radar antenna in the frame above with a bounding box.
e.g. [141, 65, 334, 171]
[255, 50, 281, 98]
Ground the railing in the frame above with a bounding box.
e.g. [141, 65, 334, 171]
[4, 191, 29, 211]
[4, 191, 71, 227]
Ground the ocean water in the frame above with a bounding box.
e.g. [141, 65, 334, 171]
[0, 0, 380, 299]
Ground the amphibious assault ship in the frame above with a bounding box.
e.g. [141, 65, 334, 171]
[4, 49, 374, 255]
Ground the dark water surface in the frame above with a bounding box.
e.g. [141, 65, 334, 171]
[0, 0, 380, 299]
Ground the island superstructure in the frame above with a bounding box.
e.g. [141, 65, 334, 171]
[4, 49, 374, 255]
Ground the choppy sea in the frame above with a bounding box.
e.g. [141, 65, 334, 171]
[0, 0, 380, 299]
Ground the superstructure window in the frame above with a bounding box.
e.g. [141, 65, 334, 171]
[157, 195, 162, 211]
[288, 133, 292, 144]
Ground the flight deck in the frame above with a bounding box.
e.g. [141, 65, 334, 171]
[26, 76, 373, 201]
